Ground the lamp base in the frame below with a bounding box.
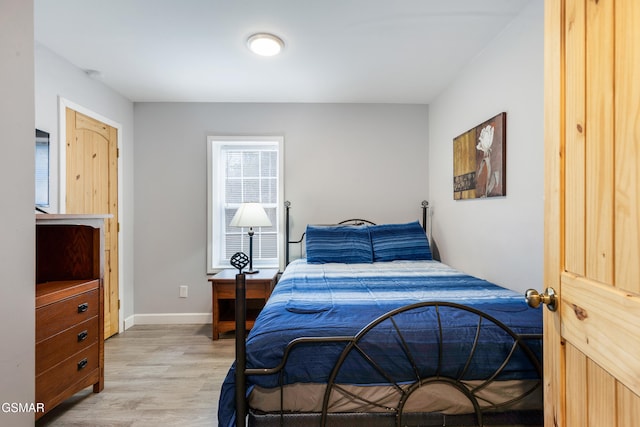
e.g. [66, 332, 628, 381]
[245, 269, 260, 274]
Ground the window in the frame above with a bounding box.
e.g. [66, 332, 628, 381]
[207, 136, 283, 273]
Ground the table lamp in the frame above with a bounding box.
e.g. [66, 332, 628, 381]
[229, 202, 272, 274]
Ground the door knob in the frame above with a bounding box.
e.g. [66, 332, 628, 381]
[525, 287, 558, 312]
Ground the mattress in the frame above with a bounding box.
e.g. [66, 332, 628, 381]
[249, 379, 542, 414]
[218, 259, 543, 426]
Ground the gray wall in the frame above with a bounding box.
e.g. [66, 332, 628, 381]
[0, 0, 35, 425]
[34, 45, 136, 324]
[428, 0, 544, 293]
[133, 103, 429, 317]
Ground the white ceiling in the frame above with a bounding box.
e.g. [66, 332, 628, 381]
[34, 0, 532, 104]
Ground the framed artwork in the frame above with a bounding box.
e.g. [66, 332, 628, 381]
[453, 112, 506, 199]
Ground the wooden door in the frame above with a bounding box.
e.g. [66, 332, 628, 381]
[544, 0, 640, 425]
[66, 107, 119, 339]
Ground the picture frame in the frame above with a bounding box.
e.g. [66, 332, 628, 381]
[453, 112, 506, 199]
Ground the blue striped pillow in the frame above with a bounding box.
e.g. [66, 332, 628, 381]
[305, 225, 373, 264]
[369, 221, 432, 261]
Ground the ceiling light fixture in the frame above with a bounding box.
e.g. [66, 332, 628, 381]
[247, 33, 284, 57]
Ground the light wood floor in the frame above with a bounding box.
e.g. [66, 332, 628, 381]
[35, 324, 541, 427]
[36, 324, 235, 427]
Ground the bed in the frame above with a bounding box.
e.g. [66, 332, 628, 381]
[218, 202, 543, 427]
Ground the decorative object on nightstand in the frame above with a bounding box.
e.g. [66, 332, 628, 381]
[229, 202, 272, 274]
[230, 251, 249, 273]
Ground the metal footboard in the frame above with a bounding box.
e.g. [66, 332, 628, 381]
[239, 301, 542, 427]
[320, 301, 542, 427]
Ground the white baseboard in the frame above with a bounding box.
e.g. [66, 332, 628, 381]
[123, 314, 136, 331]
[125, 313, 212, 328]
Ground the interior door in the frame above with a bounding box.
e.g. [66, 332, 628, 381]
[543, 0, 640, 425]
[66, 107, 119, 339]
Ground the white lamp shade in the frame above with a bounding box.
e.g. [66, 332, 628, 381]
[229, 203, 272, 228]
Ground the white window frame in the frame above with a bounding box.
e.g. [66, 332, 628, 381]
[207, 135, 284, 273]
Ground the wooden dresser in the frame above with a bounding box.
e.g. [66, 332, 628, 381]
[35, 214, 109, 419]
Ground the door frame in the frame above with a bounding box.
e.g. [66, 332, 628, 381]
[58, 96, 124, 335]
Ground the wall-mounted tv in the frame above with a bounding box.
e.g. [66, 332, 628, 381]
[35, 129, 50, 208]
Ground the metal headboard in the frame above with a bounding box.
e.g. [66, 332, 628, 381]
[284, 200, 431, 265]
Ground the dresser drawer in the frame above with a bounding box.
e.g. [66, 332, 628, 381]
[36, 316, 99, 374]
[36, 289, 99, 342]
[36, 343, 99, 404]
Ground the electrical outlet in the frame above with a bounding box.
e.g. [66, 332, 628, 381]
[179, 285, 188, 298]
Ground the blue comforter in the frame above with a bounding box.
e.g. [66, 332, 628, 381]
[218, 259, 542, 426]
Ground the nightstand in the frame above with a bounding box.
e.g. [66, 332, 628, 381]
[208, 268, 278, 340]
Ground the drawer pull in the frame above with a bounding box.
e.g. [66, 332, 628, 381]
[77, 330, 88, 342]
[77, 303, 89, 313]
[77, 358, 88, 371]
